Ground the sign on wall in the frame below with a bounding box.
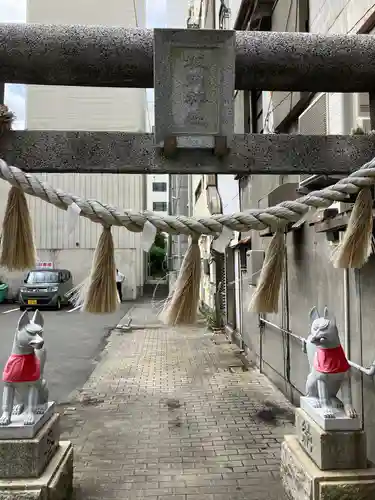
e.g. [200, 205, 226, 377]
[36, 261, 53, 269]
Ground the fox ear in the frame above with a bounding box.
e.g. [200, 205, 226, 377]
[323, 307, 329, 319]
[309, 307, 320, 323]
[18, 310, 30, 331]
[32, 310, 44, 329]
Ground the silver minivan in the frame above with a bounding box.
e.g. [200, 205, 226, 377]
[19, 269, 73, 311]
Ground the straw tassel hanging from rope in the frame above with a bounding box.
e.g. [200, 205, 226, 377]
[79, 225, 119, 313]
[332, 187, 373, 268]
[160, 234, 201, 325]
[248, 229, 285, 314]
[0, 186, 37, 271]
[0, 105, 37, 271]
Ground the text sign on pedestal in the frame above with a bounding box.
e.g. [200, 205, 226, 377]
[295, 408, 367, 471]
[154, 29, 235, 149]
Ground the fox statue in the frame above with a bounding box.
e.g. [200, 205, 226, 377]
[305, 306, 357, 419]
[0, 310, 48, 426]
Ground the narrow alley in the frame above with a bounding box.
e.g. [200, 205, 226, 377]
[60, 304, 294, 500]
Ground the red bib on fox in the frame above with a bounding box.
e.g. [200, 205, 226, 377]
[2, 354, 40, 383]
[314, 345, 350, 374]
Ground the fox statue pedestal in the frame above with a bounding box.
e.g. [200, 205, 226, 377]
[281, 307, 375, 500]
[0, 311, 73, 500]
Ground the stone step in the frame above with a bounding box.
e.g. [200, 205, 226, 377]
[281, 434, 375, 500]
[0, 441, 73, 500]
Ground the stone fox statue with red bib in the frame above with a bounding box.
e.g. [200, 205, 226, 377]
[0, 310, 48, 426]
[306, 306, 357, 419]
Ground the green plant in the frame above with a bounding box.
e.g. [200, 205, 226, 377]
[351, 126, 366, 135]
[200, 296, 224, 331]
[149, 233, 167, 277]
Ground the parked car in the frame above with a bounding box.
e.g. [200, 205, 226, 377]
[19, 269, 73, 311]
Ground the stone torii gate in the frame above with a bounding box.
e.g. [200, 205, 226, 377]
[1, 23, 375, 500]
[1, 24, 375, 174]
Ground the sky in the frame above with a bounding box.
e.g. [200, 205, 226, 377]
[0, 0, 167, 129]
[1, 0, 27, 128]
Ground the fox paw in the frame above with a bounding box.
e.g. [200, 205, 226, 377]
[23, 413, 36, 425]
[331, 398, 344, 409]
[323, 408, 335, 419]
[35, 405, 46, 415]
[344, 405, 357, 419]
[0, 413, 11, 426]
[12, 404, 24, 415]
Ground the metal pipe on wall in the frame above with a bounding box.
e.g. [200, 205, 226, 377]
[259, 317, 375, 377]
[3, 24, 375, 91]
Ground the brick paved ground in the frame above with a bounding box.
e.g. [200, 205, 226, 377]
[60, 305, 294, 499]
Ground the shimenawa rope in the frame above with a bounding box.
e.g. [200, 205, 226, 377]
[1, 157, 375, 235]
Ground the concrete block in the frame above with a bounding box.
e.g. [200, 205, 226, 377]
[300, 397, 361, 431]
[0, 403, 56, 440]
[281, 434, 375, 500]
[0, 441, 73, 500]
[0, 414, 60, 479]
[319, 480, 375, 499]
[0, 493, 42, 500]
[296, 408, 367, 470]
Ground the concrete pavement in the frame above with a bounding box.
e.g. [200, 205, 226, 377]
[0, 302, 133, 403]
[59, 302, 294, 499]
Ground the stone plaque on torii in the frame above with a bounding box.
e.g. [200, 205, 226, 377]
[154, 29, 234, 157]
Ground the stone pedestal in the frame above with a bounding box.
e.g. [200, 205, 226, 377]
[0, 409, 73, 500]
[0, 413, 60, 478]
[281, 435, 375, 500]
[0, 403, 55, 440]
[295, 408, 367, 470]
[300, 396, 361, 431]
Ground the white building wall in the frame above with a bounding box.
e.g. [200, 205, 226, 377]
[0, 0, 148, 299]
[265, 1, 375, 137]
[310, 0, 375, 34]
[228, 0, 242, 28]
[166, 0, 188, 28]
[309, 0, 374, 136]
[147, 175, 169, 213]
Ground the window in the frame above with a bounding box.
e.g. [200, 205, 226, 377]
[153, 202, 168, 212]
[152, 182, 167, 192]
[26, 271, 60, 284]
